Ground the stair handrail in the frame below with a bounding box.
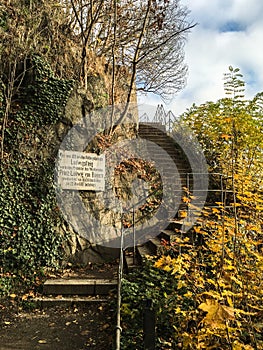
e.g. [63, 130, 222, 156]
[116, 208, 124, 350]
[140, 112, 150, 123]
[115, 185, 162, 350]
[138, 105, 177, 134]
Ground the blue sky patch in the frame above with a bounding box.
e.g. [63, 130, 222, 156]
[243, 69, 257, 87]
[220, 21, 246, 33]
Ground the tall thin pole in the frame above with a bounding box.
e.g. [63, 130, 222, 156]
[133, 206, 136, 265]
[116, 218, 124, 350]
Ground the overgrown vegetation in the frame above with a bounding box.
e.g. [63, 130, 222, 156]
[120, 258, 182, 349]
[0, 56, 74, 295]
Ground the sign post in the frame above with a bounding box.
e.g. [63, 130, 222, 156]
[57, 150, 105, 191]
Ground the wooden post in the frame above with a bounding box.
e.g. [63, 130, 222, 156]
[143, 299, 155, 350]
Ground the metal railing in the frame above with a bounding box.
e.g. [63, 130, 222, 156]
[115, 184, 162, 350]
[139, 104, 176, 134]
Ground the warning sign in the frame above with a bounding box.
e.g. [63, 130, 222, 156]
[57, 150, 105, 191]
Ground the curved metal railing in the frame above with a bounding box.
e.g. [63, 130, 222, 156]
[139, 104, 177, 134]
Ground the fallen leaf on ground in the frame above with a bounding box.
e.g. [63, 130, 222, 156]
[101, 323, 110, 330]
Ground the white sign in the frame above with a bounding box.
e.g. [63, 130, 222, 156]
[57, 150, 105, 191]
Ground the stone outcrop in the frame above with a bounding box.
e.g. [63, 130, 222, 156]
[55, 72, 139, 266]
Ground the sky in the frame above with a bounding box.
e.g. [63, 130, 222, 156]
[138, 0, 263, 116]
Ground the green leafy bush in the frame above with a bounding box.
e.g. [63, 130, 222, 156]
[0, 56, 74, 293]
[120, 258, 187, 349]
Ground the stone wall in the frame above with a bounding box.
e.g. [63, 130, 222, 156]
[55, 72, 139, 266]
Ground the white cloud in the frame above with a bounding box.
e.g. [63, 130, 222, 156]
[184, 0, 263, 29]
[139, 0, 263, 117]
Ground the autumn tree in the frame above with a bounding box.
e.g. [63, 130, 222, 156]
[180, 67, 263, 188]
[151, 68, 263, 348]
[180, 67, 263, 269]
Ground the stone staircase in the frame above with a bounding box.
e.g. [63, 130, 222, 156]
[125, 122, 193, 269]
[35, 267, 118, 308]
[138, 122, 191, 176]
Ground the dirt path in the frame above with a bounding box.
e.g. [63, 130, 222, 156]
[0, 262, 120, 350]
[0, 301, 115, 350]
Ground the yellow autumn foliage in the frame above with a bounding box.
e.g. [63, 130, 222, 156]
[199, 299, 235, 328]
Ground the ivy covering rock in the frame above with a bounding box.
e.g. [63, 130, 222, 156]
[0, 56, 74, 293]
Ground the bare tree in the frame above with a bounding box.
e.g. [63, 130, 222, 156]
[114, 0, 195, 101]
[60, 0, 194, 101]
[0, 0, 194, 133]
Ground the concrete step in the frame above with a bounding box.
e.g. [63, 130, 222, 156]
[140, 136, 175, 141]
[145, 237, 164, 255]
[148, 164, 189, 171]
[145, 148, 183, 154]
[34, 295, 109, 308]
[138, 132, 169, 137]
[143, 149, 183, 155]
[147, 152, 186, 159]
[124, 254, 139, 273]
[138, 129, 167, 134]
[139, 126, 166, 132]
[146, 158, 189, 165]
[140, 143, 179, 150]
[139, 135, 169, 141]
[138, 129, 166, 133]
[138, 133, 167, 137]
[139, 139, 178, 147]
[43, 278, 117, 296]
[147, 154, 186, 161]
[147, 157, 188, 163]
[159, 229, 180, 242]
[146, 153, 186, 159]
[139, 122, 165, 127]
[136, 245, 152, 263]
